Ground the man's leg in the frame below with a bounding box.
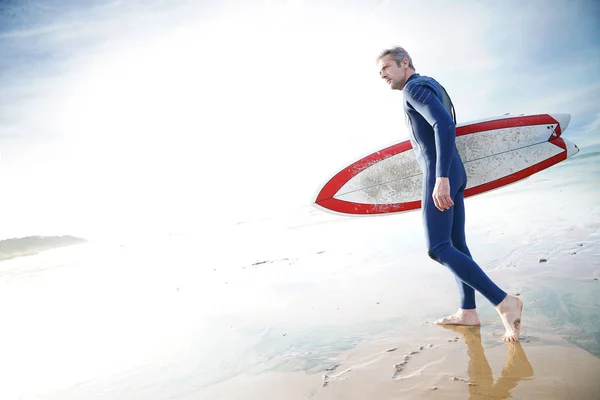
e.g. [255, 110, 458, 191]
[435, 190, 480, 325]
[423, 185, 506, 307]
[424, 184, 524, 341]
[451, 189, 477, 309]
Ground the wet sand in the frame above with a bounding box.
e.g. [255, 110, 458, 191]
[185, 216, 600, 400]
[1, 144, 598, 399]
[193, 325, 600, 400]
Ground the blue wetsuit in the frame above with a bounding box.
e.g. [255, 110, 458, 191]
[403, 73, 506, 309]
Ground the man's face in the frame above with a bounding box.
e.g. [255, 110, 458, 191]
[378, 55, 407, 91]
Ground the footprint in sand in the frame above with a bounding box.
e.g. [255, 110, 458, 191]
[392, 345, 428, 380]
[325, 363, 340, 372]
[321, 367, 353, 387]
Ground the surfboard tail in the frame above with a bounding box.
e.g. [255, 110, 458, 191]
[550, 113, 571, 135]
[562, 138, 579, 158]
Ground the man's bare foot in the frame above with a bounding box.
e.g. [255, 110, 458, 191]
[496, 295, 523, 342]
[435, 308, 481, 326]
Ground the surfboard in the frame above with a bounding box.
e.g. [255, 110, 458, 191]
[313, 113, 578, 216]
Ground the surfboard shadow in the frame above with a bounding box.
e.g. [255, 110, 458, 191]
[440, 325, 534, 399]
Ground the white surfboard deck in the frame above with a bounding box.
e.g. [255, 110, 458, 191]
[314, 113, 578, 215]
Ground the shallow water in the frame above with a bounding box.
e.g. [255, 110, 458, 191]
[0, 137, 598, 399]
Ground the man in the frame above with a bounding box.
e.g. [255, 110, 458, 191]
[376, 46, 522, 342]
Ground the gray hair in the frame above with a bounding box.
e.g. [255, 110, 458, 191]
[377, 46, 415, 70]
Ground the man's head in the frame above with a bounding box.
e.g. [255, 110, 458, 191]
[377, 46, 415, 91]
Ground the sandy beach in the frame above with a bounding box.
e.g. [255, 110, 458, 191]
[0, 145, 598, 399]
[195, 327, 600, 400]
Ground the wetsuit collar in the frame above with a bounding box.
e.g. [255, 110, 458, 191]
[406, 72, 420, 85]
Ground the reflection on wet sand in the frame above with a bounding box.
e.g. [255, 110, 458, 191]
[441, 325, 534, 399]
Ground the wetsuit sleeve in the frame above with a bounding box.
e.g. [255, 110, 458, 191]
[404, 83, 456, 178]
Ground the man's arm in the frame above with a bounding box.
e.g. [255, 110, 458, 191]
[404, 82, 456, 178]
[405, 82, 456, 211]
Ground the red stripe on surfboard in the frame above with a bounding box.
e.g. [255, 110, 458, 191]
[457, 114, 561, 137]
[551, 136, 567, 150]
[317, 198, 421, 215]
[315, 140, 413, 203]
[316, 138, 568, 215]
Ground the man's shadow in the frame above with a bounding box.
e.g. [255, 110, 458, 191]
[440, 325, 534, 399]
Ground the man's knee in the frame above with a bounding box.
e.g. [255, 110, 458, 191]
[427, 250, 442, 264]
[427, 242, 450, 263]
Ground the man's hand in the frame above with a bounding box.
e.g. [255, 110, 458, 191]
[433, 177, 454, 212]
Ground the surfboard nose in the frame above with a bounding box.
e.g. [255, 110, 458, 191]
[562, 138, 579, 158]
[551, 113, 571, 133]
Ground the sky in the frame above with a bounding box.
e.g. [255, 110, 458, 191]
[0, 0, 599, 241]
